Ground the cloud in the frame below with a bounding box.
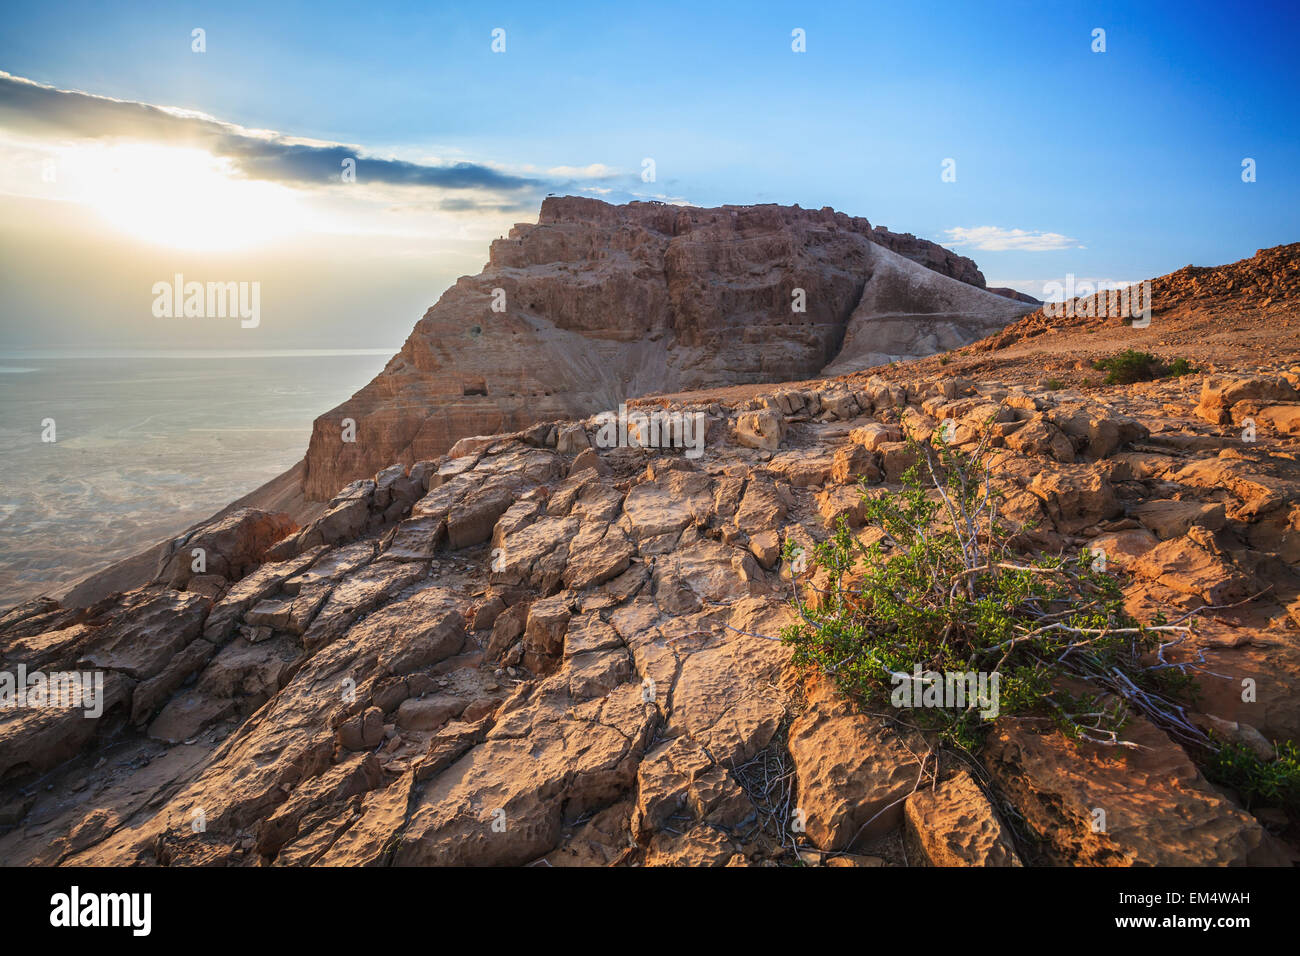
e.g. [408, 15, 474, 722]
[543, 163, 619, 179]
[0, 70, 541, 193]
[422, 197, 539, 214]
[943, 226, 1082, 252]
[0, 70, 691, 238]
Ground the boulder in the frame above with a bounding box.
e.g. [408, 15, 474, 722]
[1132, 530, 1257, 605]
[1196, 375, 1300, 424]
[787, 678, 926, 851]
[878, 442, 920, 484]
[1004, 417, 1074, 463]
[903, 770, 1022, 866]
[734, 409, 787, 451]
[1130, 499, 1227, 540]
[522, 596, 572, 669]
[156, 508, 297, 588]
[396, 695, 465, 732]
[849, 422, 902, 451]
[555, 423, 590, 454]
[487, 601, 531, 661]
[984, 720, 1289, 866]
[1027, 465, 1121, 534]
[831, 443, 879, 484]
[1086, 528, 1158, 569]
[1050, 405, 1148, 459]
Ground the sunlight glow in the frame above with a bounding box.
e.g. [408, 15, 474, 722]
[58, 143, 301, 251]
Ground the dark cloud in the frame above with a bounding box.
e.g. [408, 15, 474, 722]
[434, 196, 538, 214]
[0, 71, 540, 192]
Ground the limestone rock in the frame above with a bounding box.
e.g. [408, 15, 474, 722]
[1131, 499, 1227, 540]
[1132, 532, 1257, 605]
[984, 720, 1288, 866]
[1196, 375, 1299, 424]
[1004, 417, 1075, 463]
[904, 770, 1023, 867]
[1027, 465, 1121, 534]
[849, 422, 903, 451]
[156, 508, 296, 588]
[831, 442, 879, 484]
[787, 678, 926, 851]
[734, 409, 787, 451]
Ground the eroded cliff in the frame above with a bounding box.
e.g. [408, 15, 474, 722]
[301, 197, 1032, 498]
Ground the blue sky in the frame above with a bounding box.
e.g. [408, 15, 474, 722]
[0, 0, 1296, 349]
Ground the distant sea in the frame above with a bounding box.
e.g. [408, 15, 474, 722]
[0, 349, 395, 610]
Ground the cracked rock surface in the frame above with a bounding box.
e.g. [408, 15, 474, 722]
[3, 244, 1299, 867]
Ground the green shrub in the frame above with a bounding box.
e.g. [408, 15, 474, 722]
[1206, 738, 1300, 810]
[1091, 350, 1198, 385]
[780, 428, 1202, 752]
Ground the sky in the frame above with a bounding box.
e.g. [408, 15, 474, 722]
[0, 0, 1296, 351]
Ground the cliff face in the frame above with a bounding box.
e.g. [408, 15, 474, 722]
[301, 197, 1031, 498]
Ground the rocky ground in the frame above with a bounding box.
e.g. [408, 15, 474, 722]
[2, 245, 1298, 868]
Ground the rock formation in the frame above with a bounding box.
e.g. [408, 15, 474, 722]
[2, 240, 1298, 868]
[301, 197, 1033, 498]
[987, 286, 1042, 305]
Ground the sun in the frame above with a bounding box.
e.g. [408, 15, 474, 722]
[58, 142, 301, 251]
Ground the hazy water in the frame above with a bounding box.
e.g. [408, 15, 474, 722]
[0, 349, 394, 609]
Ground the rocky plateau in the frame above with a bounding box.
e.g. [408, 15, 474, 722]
[298, 197, 1035, 499]
[3, 223, 1299, 868]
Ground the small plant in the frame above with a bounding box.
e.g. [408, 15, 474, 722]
[1044, 378, 1064, 391]
[1206, 738, 1300, 811]
[780, 424, 1211, 752]
[1091, 349, 1198, 385]
[938, 354, 950, 366]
